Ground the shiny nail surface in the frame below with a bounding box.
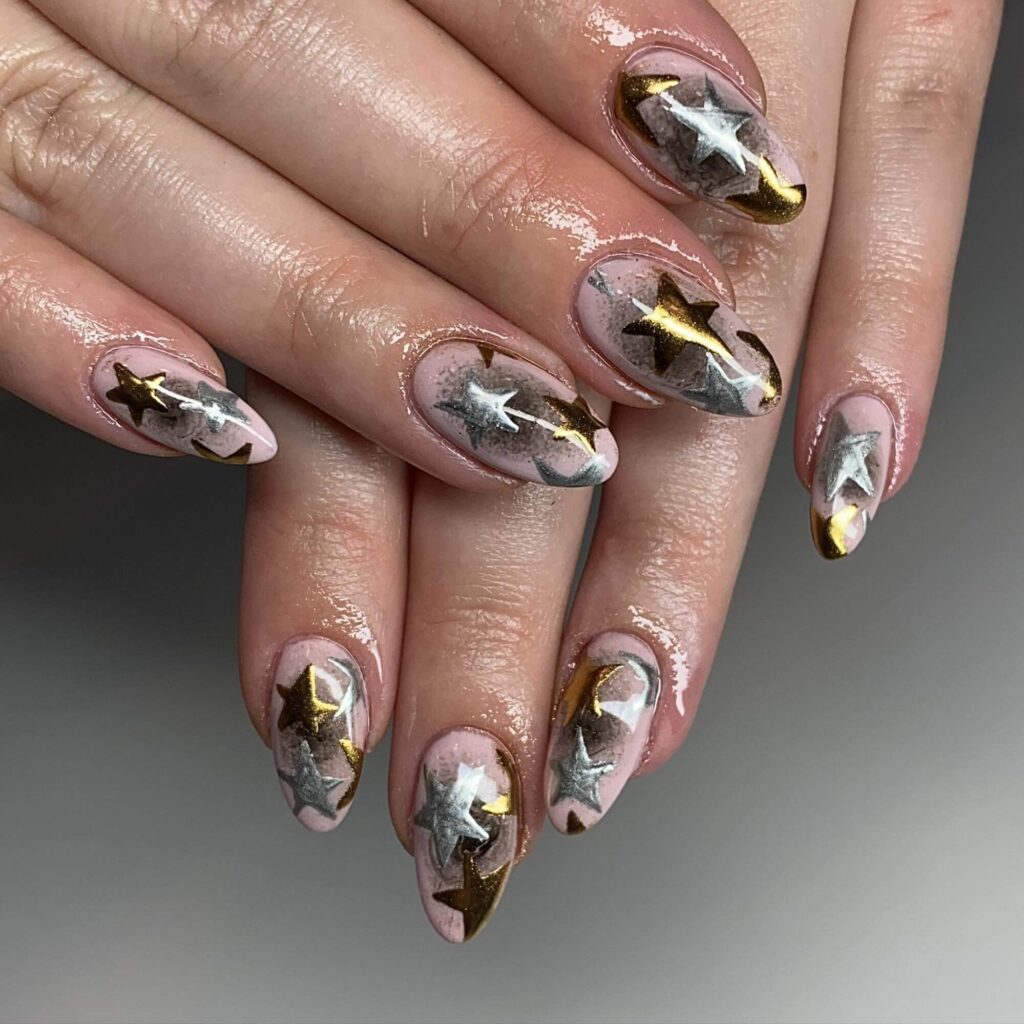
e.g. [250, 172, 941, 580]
[271, 637, 369, 831]
[546, 633, 660, 834]
[93, 346, 277, 464]
[811, 396, 893, 559]
[413, 341, 618, 486]
[412, 729, 518, 943]
[577, 256, 781, 415]
[615, 50, 806, 223]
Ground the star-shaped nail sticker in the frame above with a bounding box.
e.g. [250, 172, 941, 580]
[414, 763, 491, 867]
[435, 379, 520, 448]
[550, 727, 613, 813]
[432, 851, 511, 942]
[680, 353, 761, 416]
[616, 72, 682, 146]
[276, 664, 341, 738]
[105, 363, 169, 426]
[725, 156, 806, 224]
[543, 395, 606, 454]
[823, 414, 880, 500]
[277, 740, 344, 819]
[175, 381, 248, 433]
[622, 273, 732, 375]
[661, 75, 752, 173]
[533, 455, 608, 488]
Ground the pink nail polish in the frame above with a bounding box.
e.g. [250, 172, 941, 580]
[93, 347, 277, 464]
[577, 256, 781, 415]
[270, 637, 369, 832]
[615, 50, 806, 223]
[413, 341, 618, 486]
[546, 633, 660, 835]
[412, 729, 518, 943]
[810, 395, 893, 559]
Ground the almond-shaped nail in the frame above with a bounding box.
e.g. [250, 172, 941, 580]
[615, 50, 806, 223]
[270, 638, 369, 831]
[810, 396, 893, 559]
[413, 341, 618, 486]
[577, 256, 781, 415]
[93, 347, 277, 464]
[546, 633, 660, 835]
[412, 729, 518, 943]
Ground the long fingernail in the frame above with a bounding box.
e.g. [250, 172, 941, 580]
[577, 256, 781, 415]
[614, 50, 806, 223]
[413, 341, 618, 486]
[270, 637, 369, 831]
[810, 395, 893, 559]
[93, 347, 277, 464]
[546, 633, 660, 835]
[412, 729, 519, 943]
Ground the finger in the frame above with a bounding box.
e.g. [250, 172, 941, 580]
[390, 472, 595, 941]
[238, 375, 408, 830]
[0, 209, 276, 464]
[797, 0, 1002, 559]
[34, 0, 789, 412]
[549, 0, 855, 833]
[0, 2, 616, 489]
[412, 0, 807, 221]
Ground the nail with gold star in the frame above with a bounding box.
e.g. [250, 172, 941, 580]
[270, 637, 370, 832]
[412, 729, 519, 943]
[546, 633, 661, 834]
[576, 256, 781, 414]
[93, 347, 277, 464]
[614, 51, 805, 223]
[810, 396, 893, 560]
[413, 340, 618, 486]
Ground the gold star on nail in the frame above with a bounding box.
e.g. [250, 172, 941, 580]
[432, 852, 511, 942]
[811, 504, 861, 560]
[726, 156, 806, 224]
[105, 363, 169, 426]
[543, 395, 606, 455]
[191, 440, 253, 464]
[616, 72, 681, 146]
[276, 664, 341, 737]
[561, 661, 622, 725]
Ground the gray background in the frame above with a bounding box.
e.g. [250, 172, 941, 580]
[1, 9, 1021, 1024]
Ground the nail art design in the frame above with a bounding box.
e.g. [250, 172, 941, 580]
[93, 347, 277, 463]
[577, 256, 781, 414]
[413, 341, 618, 486]
[615, 51, 806, 223]
[412, 730, 518, 943]
[270, 638, 369, 831]
[546, 633, 660, 834]
[810, 396, 893, 559]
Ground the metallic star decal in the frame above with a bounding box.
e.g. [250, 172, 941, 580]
[175, 381, 248, 433]
[277, 740, 343, 819]
[725, 156, 806, 224]
[414, 763, 490, 867]
[276, 664, 341, 738]
[190, 440, 253, 464]
[823, 414, 880, 500]
[432, 851, 511, 942]
[105, 363, 169, 426]
[680, 353, 761, 416]
[622, 272, 732, 375]
[550, 727, 613, 813]
[543, 395, 605, 454]
[615, 72, 682, 146]
[533, 455, 608, 488]
[435, 379, 520, 448]
[661, 75, 752, 173]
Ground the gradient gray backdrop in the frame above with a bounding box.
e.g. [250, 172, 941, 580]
[1, 10, 1021, 1023]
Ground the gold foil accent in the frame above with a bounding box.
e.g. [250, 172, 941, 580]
[561, 661, 622, 725]
[492, 746, 520, 822]
[276, 664, 341, 737]
[432, 851, 512, 942]
[725, 156, 806, 224]
[336, 738, 364, 812]
[811, 504, 861, 560]
[191, 440, 253, 464]
[543, 395, 606, 455]
[566, 811, 587, 835]
[735, 330, 781, 407]
[616, 73, 681, 146]
[105, 363, 169, 426]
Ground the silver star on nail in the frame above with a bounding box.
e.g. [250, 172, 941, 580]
[823, 413, 880, 500]
[681, 353, 760, 416]
[175, 381, 248, 433]
[661, 76, 752, 174]
[435, 379, 520, 448]
[533, 455, 608, 488]
[414, 762, 490, 867]
[277, 740, 344, 819]
[550, 727, 614, 813]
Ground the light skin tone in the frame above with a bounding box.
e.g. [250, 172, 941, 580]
[0, 0, 1001, 940]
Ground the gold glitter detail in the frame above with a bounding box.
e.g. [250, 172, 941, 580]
[616, 72, 681, 146]
[191, 440, 253, 464]
[276, 664, 340, 737]
[811, 504, 861, 560]
[105, 363, 168, 426]
[735, 330, 781, 407]
[566, 811, 587, 835]
[725, 156, 806, 224]
[432, 851, 511, 942]
[543, 395, 606, 455]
